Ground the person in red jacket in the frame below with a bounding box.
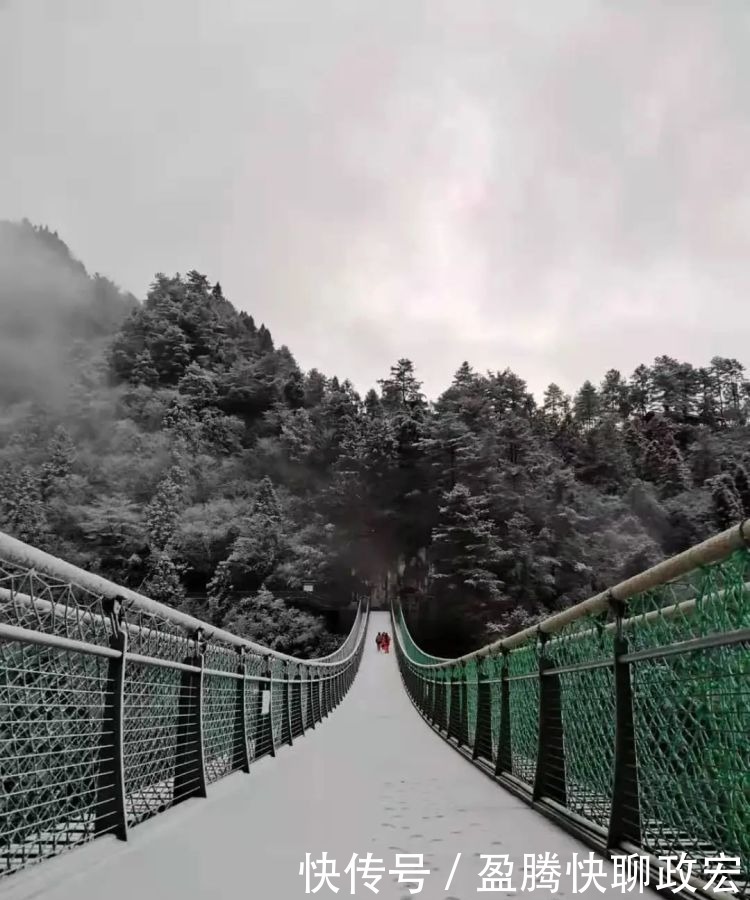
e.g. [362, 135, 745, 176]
[382, 632, 390, 653]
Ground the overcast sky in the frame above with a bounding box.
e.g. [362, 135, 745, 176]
[1, 1, 749, 400]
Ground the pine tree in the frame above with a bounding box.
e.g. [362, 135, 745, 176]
[629, 364, 653, 416]
[438, 363, 492, 427]
[599, 369, 631, 418]
[304, 370, 328, 408]
[375, 359, 430, 555]
[573, 381, 600, 429]
[162, 398, 201, 448]
[146, 468, 185, 550]
[142, 551, 186, 605]
[674, 361, 700, 421]
[186, 269, 210, 296]
[430, 483, 501, 602]
[494, 412, 540, 469]
[206, 477, 284, 623]
[316, 379, 362, 467]
[363, 388, 382, 418]
[488, 368, 535, 415]
[543, 383, 566, 421]
[130, 350, 159, 386]
[688, 428, 721, 484]
[711, 357, 746, 424]
[252, 476, 281, 522]
[378, 359, 425, 411]
[40, 426, 76, 498]
[575, 418, 634, 493]
[426, 365, 494, 494]
[257, 324, 274, 352]
[6, 467, 48, 546]
[148, 323, 191, 384]
[283, 369, 305, 409]
[696, 367, 719, 426]
[649, 356, 700, 421]
[207, 524, 282, 623]
[279, 408, 315, 465]
[660, 441, 693, 497]
[178, 362, 218, 408]
[207, 559, 233, 623]
[495, 511, 557, 608]
[651, 355, 681, 415]
[707, 474, 743, 530]
[640, 418, 691, 497]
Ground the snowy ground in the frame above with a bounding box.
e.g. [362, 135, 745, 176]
[2, 613, 657, 900]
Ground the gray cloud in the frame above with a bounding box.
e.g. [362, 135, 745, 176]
[1, 0, 749, 400]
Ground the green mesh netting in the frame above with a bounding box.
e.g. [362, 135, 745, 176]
[627, 549, 750, 893]
[507, 643, 538, 787]
[548, 614, 615, 829]
[393, 546, 750, 898]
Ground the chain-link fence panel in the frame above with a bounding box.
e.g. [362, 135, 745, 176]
[393, 523, 750, 900]
[0, 533, 369, 881]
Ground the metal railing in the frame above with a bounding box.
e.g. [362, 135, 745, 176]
[0, 532, 368, 879]
[394, 521, 750, 899]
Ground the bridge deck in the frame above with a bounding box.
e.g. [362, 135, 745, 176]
[3, 613, 654, 899]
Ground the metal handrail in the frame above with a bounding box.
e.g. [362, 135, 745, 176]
[0, 534, 370, 880]
[0, 531, 360, 666]
[393, 521, 750, 900]
[400, 519, 750, 669]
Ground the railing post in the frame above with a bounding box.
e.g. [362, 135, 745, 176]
[420, 669, 430, 714]
[436, 671, 448, 732]
[323, 670, 332, 717]
[495, 650, 512, 776]
[448, 665, 461, 743]
[95, 596, 128, 841]
[234, 647, 250, 773]
[459, 662, 470, 747]
[330, 668, 338, 709]
[312, 671, 322, 723]
[256, 657, 274, 758]
[428, 674, 439, 724]
[336, 667, 343, 706]
[608, 602, 642, 848]
[533, 634, 566, 806]
[292, 670, 304, 737]
[473, 656, 493, 762]
[174, 627, 208, 803]
[282, 662, 293, 747]
[306, 667, 316, 730]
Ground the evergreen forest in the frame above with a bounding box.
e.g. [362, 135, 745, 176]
[1, 220, 749, 656]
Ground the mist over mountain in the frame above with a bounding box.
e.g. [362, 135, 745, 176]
[0, 220, 137, 406]
[0, 222, 748, 655]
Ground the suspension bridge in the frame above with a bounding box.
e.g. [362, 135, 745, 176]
[0, 523, 748, 899]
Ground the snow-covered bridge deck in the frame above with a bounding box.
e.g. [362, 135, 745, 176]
[3, 613, 651, 900]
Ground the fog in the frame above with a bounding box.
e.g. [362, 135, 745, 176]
[0, 223, 91, 405]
